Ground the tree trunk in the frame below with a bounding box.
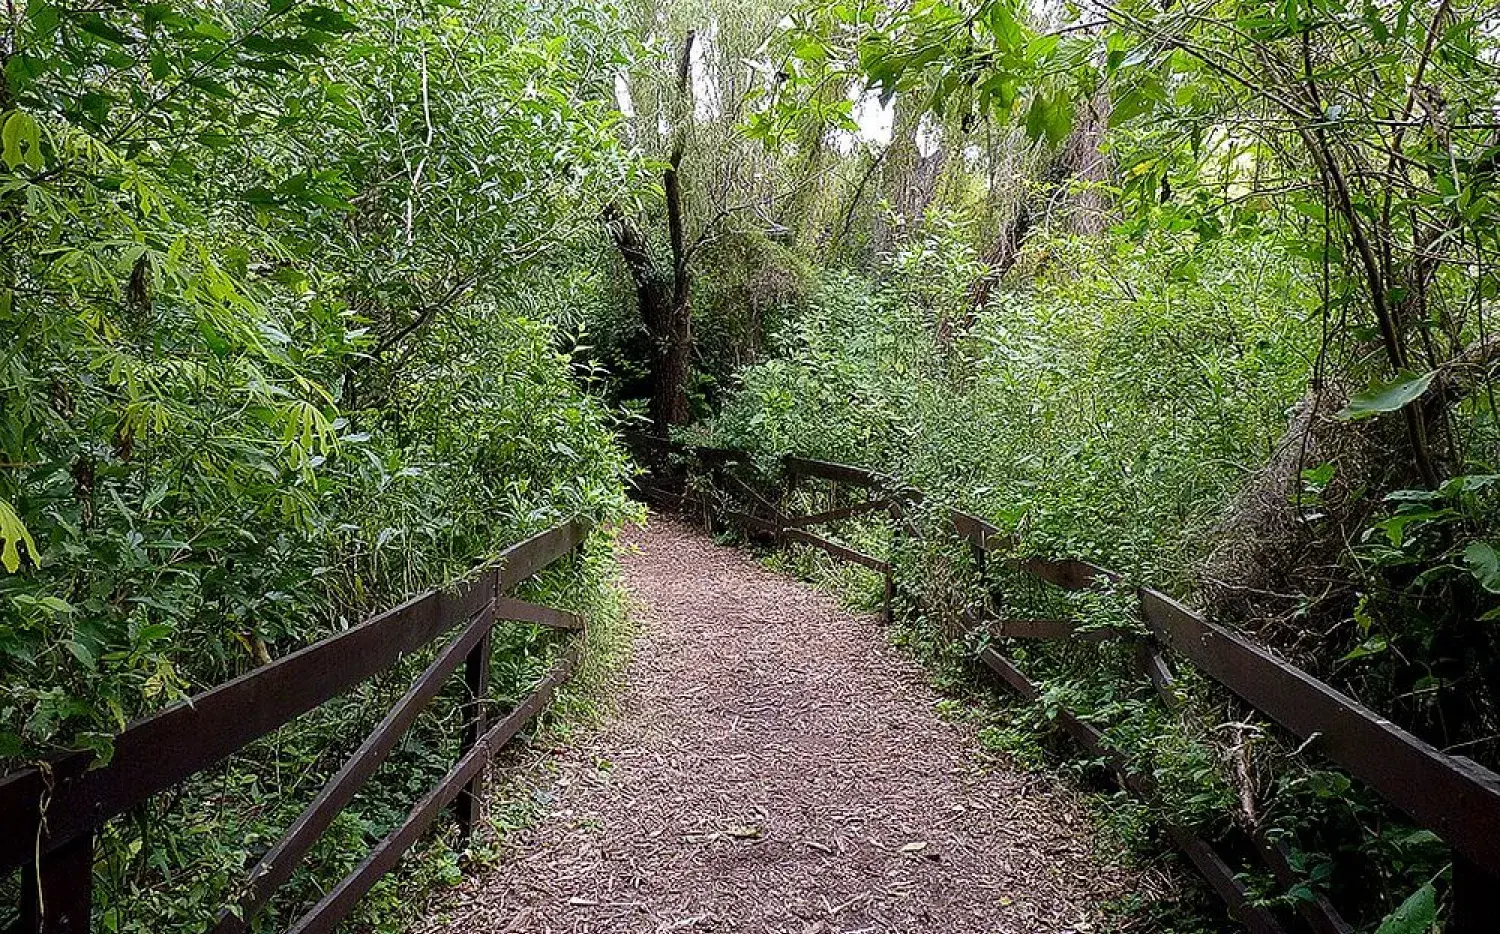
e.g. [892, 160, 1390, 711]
[605, 149, 693, 431]
[943, 90, 1114, 345]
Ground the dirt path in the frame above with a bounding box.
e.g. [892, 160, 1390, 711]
[418, 516, 1139, 933]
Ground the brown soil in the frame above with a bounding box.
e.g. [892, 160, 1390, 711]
[415, 516, 1142, 933]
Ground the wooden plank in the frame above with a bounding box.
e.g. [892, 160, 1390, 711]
[0, 520, 589, 871]
[213, 603, 498, 934]
[20, 833, 93, 934]
[285, 649, 581, 934]
[455, 619, 494, 844]
[1161, 826, 1290, 934]
[1134, 643, 1182, 709]
[783, 498, 893, 529]
[784, 456, 884, 488]
[947, 510, 1005, 549]
[714, 466, 786, 521]
[1010, 555, 1121, 590]
[493, 596, 583, 631]
[492, 522, 591, 592]
[1252, 833, 1352, 934]
[781, 529, 890, 574]
[975, 647, 1041, 702]
[1139, 587, 1500, 878]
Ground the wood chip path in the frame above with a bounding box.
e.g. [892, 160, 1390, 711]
[417, 516, 1139, 933]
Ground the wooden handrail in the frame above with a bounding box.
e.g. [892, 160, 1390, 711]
[2, 517, 593, 934]
[636, 435, 1500, 932]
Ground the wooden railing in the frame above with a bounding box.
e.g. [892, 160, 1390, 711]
[627, 433, 1500, 934]
[1, 518, 592, 934]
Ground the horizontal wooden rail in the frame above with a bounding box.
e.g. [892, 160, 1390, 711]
[3, 518, 592, 934]
[785, 455, 888, 489]
[634, 435, 1500, 932]
[215, 601, 502, 933]
[782, 528, 891, 574]
[0, 519, 586, 872]
[495, 595, 585, 631]
[1138, 586, 1500, 875]
[782, 497, 893, 529]
[286, 646, 581, 934]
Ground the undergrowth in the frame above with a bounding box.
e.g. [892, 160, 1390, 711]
[0, 536, 637, 934]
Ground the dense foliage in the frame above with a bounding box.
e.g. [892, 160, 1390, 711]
[1, 0, 635, 760]
[6, 0, 1500, 930]
[2, 0, 639, 930]
[601, 0, 1500, 929]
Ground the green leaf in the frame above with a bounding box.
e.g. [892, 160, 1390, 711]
[1373, 507, 1451, 547]
[0, 498, 38, 573]
[1340, 635, 1388, 662]
[1024, 93, 1073, 145]
[1373, 883, 1434, 934]
[1337, 371, 1435, 421]
[80, 15, 133, 46]
[2, 110, 44, 171]
[985, 3, 1022, 49]
[1465, 543, 1500, 594]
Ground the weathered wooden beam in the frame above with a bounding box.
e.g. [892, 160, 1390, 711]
[213, 603, 499, 934]
[0, 520, 589, 872]
[784, 456, 885, 488]
[1134, 643, 1181, 709]
[1252, 833, 1352, 934]
[1139, 587, 1500, 878]
[947, 510, 1005, 550]
[285, 648, 582, 934]
[493, 596, 583, 631]
[783, 498, 893, 529]
[781, 528, 890, 574]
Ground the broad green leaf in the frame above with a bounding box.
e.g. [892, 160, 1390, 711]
[1373, 883, 1434, 934]
[80, 16, 133, 46]
[0, 498, 38, 573]
[1337, 371, 1435, 421]
[1340, 636, 1388, 661]
[2, 110, 44, 170]
[1465, 543, 1500, 594]
[1372, 507, 1451, 547]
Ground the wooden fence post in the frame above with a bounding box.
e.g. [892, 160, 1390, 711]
[882, 570, 895, 625]
[1450, 854, 1500, 933]
[886, 501, 907, 626]
[21, 833, 94, 934]
[454, 622, 492, 844]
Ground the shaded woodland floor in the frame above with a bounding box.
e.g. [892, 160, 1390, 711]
[416, 516, 1146, 933]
